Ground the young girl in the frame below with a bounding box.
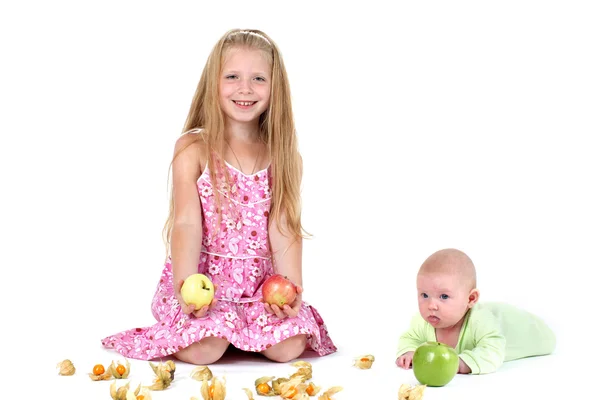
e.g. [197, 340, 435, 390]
[101, 29, 337, 364]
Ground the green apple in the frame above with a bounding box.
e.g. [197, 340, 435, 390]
[412, 341, 459, 387]
[180, 273, 215, 310]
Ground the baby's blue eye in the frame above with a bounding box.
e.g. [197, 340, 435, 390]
[440, 294, 449, 300]
[421, 293, 428, 299]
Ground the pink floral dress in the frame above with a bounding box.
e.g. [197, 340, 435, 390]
[101, 160, 337, 360]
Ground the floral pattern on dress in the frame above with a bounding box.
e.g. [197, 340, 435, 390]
[101, 161, 337, 359]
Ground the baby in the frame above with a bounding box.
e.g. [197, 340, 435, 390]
[396, 248, 556, 374]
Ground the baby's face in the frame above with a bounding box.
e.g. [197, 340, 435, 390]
[417, 272, 473, 330]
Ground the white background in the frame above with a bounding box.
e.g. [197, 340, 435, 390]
[2, 1, 598, 399]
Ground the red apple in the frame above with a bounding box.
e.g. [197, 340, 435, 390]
[262, 274, 297, 307]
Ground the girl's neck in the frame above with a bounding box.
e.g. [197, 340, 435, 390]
[224, 121, 261, 144]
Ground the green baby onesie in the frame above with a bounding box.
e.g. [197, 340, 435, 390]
[396, 302, 556, 374]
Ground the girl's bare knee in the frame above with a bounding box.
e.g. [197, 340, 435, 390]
[262, 334, 307, 363]
[174, 337, 230, 365]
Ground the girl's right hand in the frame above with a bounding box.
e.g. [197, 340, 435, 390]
[175, 279, 218, 318]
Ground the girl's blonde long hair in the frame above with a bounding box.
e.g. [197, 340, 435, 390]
[162, 29, 306, 256]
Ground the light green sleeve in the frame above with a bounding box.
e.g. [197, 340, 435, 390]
[396, 313, 430, 358]
[458, 308, 506, 375]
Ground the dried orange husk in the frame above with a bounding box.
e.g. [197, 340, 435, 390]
[110, 360, 131, 379]
[125, 391, 137, 400]
[134, 387, 152, 400]
[317, 386, 343, 400]
[199, 376, 226, 400]
[145, 370, 171, 390]
[110, 381, 141, 400]
[149, 360, 176, 377]
[145, 361, 175, 390]
[57, 359, 76, 376]
[398, 383, 426, 400]
[253, 376, 277, 396]
[162, 360, 176, 379]
[271, 377, 291, 395]
[408, 385, 426, 400]
[166, 360, 176, 379]
[291, 361, 312, 368]
[110, 380, 121, 399]
[255, 376, 276, 386]
[242, 388, 255, 399]
[190, 366, 214, 381]
[89, 364, 113, 381]
[353, 354, 375, 369]
[289, 361, 313, 382]
[398, 384, 410, 400]
[278, 376, 308, 400]
[306, 382, 321, 397]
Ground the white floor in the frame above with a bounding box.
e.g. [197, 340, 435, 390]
[42, 323, 589, 400]
[4, 2, 598, 399]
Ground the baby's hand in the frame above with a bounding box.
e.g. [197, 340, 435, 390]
[458, 358, 472, 374]
[263, 286, 303, 319]
[396, 351, 414, 369]
[175, 279, 218, 318]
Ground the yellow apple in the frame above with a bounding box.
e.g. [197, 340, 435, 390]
[180, 273, 215, 310]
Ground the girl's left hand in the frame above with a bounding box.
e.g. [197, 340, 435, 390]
[263, 286, 303, 319]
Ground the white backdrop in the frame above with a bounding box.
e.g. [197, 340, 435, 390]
[2, 1, 598, 399]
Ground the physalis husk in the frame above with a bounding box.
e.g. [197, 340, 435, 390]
[398, 383, 426, 400]
[89, 363, 112, 381]
[145, 361, 176, 390]
[134, 387, 153, 400]
[317, 386, 343, 400]
[289, 361, 313, 382]
[190, 366, 213, 381]
[109, 359, 131, 379]
[57, 359, 75, 376]
[249, 360, 328, 399]
[278, 376, 309, 400]
[271, 377, 290, 395]
[192, 376, 226, 400]
[254, 375, 277, 396]
[306, 382, 321, 397]
[110, 381, 141, 400]
[353, 354, 375, 369]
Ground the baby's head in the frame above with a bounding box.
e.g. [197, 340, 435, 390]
[416, 248, 480, 330]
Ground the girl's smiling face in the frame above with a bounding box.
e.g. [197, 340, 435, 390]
[219, 47, 271, 126]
